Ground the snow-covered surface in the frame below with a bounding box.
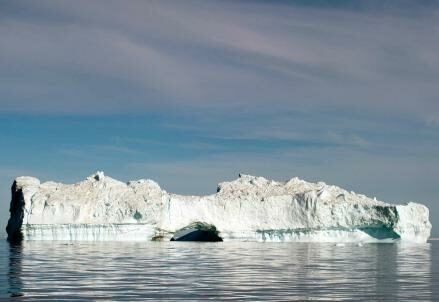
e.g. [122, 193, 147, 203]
[6, 172, 431, 242]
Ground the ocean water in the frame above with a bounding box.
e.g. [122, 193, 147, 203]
[0, 240, 438, 301]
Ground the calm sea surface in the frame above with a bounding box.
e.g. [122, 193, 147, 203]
[0, 240, 438, 301]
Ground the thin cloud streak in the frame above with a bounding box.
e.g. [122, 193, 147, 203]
[0, 0, 438, 121]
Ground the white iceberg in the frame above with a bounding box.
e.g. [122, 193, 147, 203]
[6, 172, 431, 243]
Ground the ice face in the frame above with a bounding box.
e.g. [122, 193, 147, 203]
[21, 224, 156, 241]
[6, 172, 432, 243]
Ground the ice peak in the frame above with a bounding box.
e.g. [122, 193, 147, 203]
[237, 173, 266, 183]
[216, 174, 272, 194]
[87, 171, 105, 181]
[127, 179, 163, 192]
[14, 176, 40, 189]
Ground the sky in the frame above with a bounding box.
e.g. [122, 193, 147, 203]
[0, 0, 438, 236]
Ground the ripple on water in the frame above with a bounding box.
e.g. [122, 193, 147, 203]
[0, 240, 438, 301]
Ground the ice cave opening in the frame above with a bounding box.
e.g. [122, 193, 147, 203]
[170, 222, 223, 242]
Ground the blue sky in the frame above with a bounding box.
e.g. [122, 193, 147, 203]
[0, 0, 438, 235]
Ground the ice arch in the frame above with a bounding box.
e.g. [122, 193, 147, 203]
[170, 222, 223, 242]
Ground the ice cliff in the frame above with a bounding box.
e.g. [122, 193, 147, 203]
[6, 172, 431, 243]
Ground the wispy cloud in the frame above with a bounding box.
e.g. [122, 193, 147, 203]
[0, 0, 438, 121]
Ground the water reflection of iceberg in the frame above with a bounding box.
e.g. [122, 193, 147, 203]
[396, 243, 432, 301]
[4, 241, 434, 300]
[8, 242, 24, 298]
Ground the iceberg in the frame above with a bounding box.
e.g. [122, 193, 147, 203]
[6, 172, 431, 243]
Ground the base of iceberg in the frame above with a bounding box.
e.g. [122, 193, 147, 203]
[6, 172, 432, 243]
[21, 224, 156, 241]
[21, 224, 401, 243]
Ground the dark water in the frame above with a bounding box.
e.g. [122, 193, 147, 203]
[1, 240, 438, 301]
